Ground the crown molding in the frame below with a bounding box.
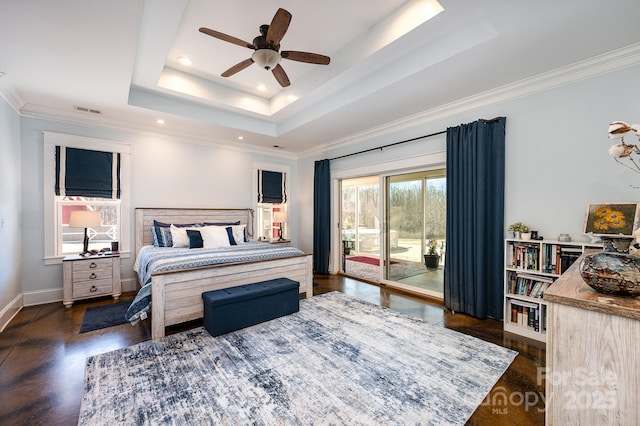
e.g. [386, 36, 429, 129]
[301, 42, 640, 159]
[18, 103, 298, 160]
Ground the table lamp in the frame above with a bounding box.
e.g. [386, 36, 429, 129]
[273, 211, 288, 241]
[69, 210, 101, 256]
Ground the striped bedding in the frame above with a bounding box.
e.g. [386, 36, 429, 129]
[125, 241, 304, 324]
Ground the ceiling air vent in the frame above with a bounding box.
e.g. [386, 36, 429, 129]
[75, 105, 102, 115]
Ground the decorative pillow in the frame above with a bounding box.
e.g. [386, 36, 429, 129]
[151, 226, 173, 247]
[170, 225, 194, 248]
[225, 227, 237, 245]
[229, 224, 247, 244]
[186, 230, 204, 249]
[200, 226, 232, 249]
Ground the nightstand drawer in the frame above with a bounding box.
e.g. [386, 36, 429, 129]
[73, 268, 113, 282]
[72, 279, 113, 298]
[72, 258, 113, 272]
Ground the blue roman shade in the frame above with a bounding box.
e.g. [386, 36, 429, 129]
[55, 146, 121, 199]
[258, 170, 286, 204]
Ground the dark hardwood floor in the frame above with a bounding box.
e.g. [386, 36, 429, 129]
[0, 275, 545, 425]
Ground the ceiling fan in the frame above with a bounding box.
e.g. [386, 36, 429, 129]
[199, 8, 330, 87]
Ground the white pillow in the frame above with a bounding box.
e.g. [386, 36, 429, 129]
[200, 226, 232, 249]
[169, 225, 192, 248]
[230, 224, 246, 244]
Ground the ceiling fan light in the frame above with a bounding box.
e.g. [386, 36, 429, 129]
[252, 49, 281, 70]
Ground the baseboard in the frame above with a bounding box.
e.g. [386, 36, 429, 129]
[121, 277, 137, 293]
[21, 277, 138, 307]
[23, 288, 63, 306]
[0, 293, 23, 332]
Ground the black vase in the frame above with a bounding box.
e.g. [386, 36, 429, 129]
[424, 254, 439, 269]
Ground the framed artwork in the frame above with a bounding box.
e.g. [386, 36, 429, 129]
[583, 203, 640, 237]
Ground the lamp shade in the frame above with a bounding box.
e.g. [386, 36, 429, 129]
[251, 49, 281, 70]
[273, 211, 288, 223]
[69, 210, 101, 228]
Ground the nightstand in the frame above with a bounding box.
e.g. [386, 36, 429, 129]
[62, 253, 121, 307]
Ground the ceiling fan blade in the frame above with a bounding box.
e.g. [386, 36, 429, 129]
[221, 58, 254, 77]
[199, 27, 254, 49]
[271, 64, 291, 87]
[266, 8, 292, 46]
[281, 51, 330, 65]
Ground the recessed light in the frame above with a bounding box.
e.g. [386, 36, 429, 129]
[257, 84, 267, 92]
[157, 119, 165, 125]
[237, 136, 244, 140]
[178, 56, 192, 66]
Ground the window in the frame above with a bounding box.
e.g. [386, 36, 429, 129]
[44, 132, 130, 263]
[253, 163, 290, 241]
[56, 197, 120, 255]
[256, 203, 287, 241]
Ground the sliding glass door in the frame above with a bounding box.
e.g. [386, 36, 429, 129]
[339, 170, 445, 297]
[384, 170, 446, 297]
[340, 176, 381, 282]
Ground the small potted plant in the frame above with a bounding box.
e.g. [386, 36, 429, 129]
[508, 222, 530, 239]
[424, 239, 440, 269]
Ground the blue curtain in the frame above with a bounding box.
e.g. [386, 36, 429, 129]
[55, 146, 121, 199]
[313, 159, 331, 274]
[444, 118, 506, 319]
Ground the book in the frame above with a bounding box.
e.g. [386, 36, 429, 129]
[512, 273, 554, 298]
[508, 300, 543, 333]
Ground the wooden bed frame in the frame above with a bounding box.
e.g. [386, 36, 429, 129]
[135, 208, 313, 339]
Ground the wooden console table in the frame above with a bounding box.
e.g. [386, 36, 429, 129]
[543, 251, 640, 424]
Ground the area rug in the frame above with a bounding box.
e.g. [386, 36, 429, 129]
[79, 292, 517, 425]
[79, 301, 130, 333]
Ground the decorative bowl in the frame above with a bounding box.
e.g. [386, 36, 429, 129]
[579, 252, 640, 297]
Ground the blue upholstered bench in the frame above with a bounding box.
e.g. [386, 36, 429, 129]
[202, 278, 300, 337]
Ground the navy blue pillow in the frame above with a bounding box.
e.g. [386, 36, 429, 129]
[186, 230, 204, 249]
[225, 227, 237, 245]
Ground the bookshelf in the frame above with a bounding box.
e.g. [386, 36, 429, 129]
[504, 238, 600, 342]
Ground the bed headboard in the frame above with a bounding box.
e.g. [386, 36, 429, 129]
[135, 208, 254, 256]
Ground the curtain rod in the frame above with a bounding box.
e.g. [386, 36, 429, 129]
[328, 130, 446, 161]
[327, 117, 503, 161]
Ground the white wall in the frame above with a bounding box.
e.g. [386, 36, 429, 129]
[296, 64, 640, 271]
[0, 96, 22, 330]
[19, 117, 296, 304]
